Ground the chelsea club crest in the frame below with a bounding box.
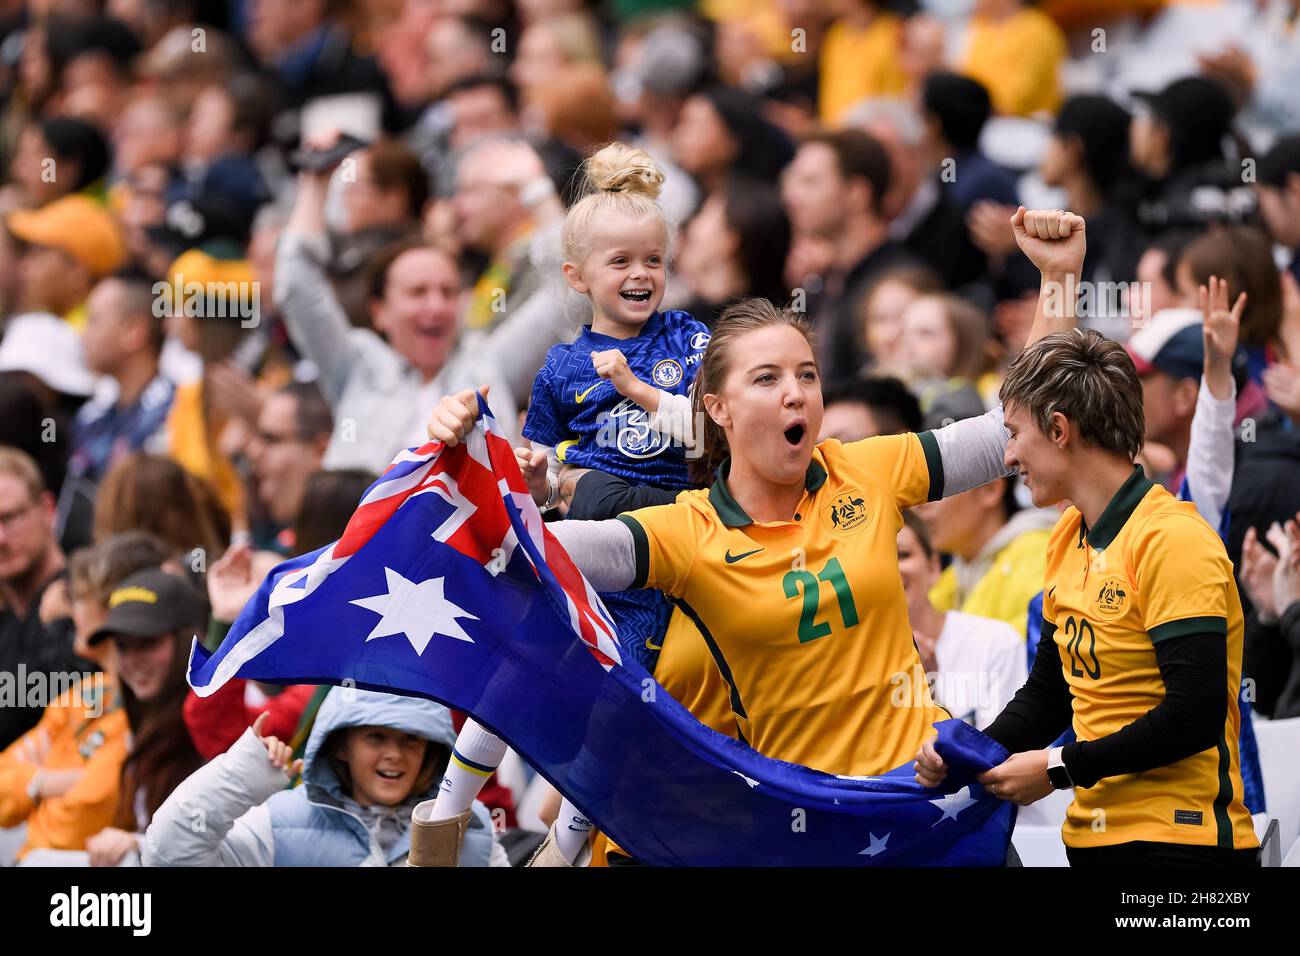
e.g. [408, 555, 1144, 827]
[651, 359, 683, 388]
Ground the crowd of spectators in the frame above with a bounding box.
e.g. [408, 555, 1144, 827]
[1, 0, 1299, 866]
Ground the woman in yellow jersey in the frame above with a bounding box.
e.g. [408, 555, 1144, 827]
[414, 209, 1086, 866]
[916, 275, 1260, 867]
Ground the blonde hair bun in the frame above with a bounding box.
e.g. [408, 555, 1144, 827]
[584, 142, 665, 202]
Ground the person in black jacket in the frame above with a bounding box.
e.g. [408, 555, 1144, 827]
[0, 448, 93, 750]
[1130, 76, 1256, 236]
[1240, 513, 1300, 719]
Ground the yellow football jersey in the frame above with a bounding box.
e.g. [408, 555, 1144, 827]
[654, 610, 736, 736]
[619, 434, 950, 776]
[1043, 466, 1256, 850]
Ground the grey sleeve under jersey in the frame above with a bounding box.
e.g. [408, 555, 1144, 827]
[929, 404, 1016, 499]
[546, 518, 639, 592]
[546, 407, 1010, 584]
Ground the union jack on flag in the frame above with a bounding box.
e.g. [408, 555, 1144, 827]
[188, 396, 1017, 866]
[189, 398, 621, 699]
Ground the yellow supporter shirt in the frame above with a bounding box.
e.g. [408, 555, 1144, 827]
[961, 8, 1066, 116]
[819, 13, 908, 128]
[1042, 466, 1255, 850]
[702, 0, 798, 62]
[619, 434, 950, 776]
[166, 380, 246, 524]
[929, 526, 1051, 638]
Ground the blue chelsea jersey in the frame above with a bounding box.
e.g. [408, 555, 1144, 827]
[523, 310, 709, 491]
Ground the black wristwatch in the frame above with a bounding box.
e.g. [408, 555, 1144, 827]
[1046, 746, 1073, 789]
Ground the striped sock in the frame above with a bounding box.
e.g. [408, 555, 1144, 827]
[553, 797, 594, 863]
[430, 719, 507, 820]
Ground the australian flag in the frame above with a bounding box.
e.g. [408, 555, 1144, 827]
[189, 398, 1016, 865]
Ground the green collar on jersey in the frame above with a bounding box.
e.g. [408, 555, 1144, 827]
[1080, 464, 1154, 551]
[708, 455, 829, 528]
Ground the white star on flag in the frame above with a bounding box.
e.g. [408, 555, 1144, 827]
[929, 785, 978, 826]
[350, 567, 478, 655]
[859, 833, 889, 857]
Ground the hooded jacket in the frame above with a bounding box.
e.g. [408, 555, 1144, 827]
[142, 687, 497, 866]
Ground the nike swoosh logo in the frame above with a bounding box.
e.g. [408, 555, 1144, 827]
[574, 382, 603, 404]
[724, 548, 763, 564]
[645, 637, 662, 651]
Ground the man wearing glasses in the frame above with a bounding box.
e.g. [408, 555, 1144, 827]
[0, 448, 90, 749]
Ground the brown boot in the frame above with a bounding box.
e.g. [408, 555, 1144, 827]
[525, 822, 592, 868]
[407, 802, 471, 867]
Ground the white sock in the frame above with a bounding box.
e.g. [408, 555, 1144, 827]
[553, 797, 594, 862]
[430, 719, 507, 820]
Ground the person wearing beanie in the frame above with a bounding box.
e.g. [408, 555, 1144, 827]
[614, 20, 706, 230]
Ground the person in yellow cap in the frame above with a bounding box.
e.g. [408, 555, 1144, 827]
[4, 195, 126, 331]
[156, 247, 253, 529]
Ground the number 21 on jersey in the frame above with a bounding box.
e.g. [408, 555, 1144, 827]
[782, 558, 859, 644]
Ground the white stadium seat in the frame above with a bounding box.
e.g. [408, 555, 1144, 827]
[1012, 787, 1072, 866]
[1252, 716, 1300, 857]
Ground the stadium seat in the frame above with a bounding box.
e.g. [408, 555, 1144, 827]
[1013, 787, 1072, 865]
[1018, 785, 1072, 827]
[1252, 716, 1300, 856]
[1253, 814, 1281, 867]
[1284, 836, 1300, 868]
[1011, 824, 1068, 867]
[978, 116, 1052, 173]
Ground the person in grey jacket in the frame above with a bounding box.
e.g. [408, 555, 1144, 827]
[277, 135, 593, 472]
[275, 134, 521, 473]
[142, 687, 502, 867]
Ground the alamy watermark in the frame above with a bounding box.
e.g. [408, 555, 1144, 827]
[152, 273, 261, 328]
[0, 666, 104, 717]
[890, 664, 1007, 719]
[1040, 274, 1154, 328]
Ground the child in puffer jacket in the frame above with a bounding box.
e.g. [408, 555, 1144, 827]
[142, 687, 504, 866]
